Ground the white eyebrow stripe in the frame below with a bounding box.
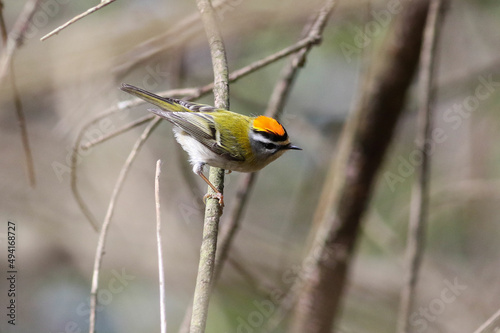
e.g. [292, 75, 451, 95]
[251, 132, 291, 145]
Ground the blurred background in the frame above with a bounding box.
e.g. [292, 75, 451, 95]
[0, 0, 499, 332]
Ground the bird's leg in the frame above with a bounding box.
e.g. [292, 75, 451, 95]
[197, 171, 224, 208]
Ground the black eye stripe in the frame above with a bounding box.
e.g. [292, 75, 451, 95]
[252, 129, 288, 142]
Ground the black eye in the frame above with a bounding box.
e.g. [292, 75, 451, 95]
[264, 143, 277, 150]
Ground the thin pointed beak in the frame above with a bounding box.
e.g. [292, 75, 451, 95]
[287, 144, 302, 150]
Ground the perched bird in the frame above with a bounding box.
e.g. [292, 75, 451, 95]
[120, 84, 301, 206]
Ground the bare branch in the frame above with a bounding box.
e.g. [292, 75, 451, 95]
[88, 118, 161, 333]
[113, 0, 230, 77]
[155, 159, 168, 333]
[81, 115, 153, 150]
[472, 308, 500, 333]
[291, 1, 432, 332]
[0, 0, 39, 187]
[40, 0, 117, 41]
[178, 2, 336, 332]
[397, 0, 447, 332]
[189, 0, 229, 331]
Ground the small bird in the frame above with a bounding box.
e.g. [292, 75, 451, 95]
[120, 84, 301, 206]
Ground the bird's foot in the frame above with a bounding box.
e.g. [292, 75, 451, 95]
[203, 192, 224, 208]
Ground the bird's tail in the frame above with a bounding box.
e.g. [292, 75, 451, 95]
[120, 83, 189, 112]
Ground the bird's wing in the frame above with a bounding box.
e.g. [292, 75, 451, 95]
[121, 84, 246, 161]
[153, 110, 245, 162]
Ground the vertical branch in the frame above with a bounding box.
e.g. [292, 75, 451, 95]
[189, 0, 228, 332]
[178, 3, 336, 332]
[0, 0, 39, 187]
[155, 160, 168, 333]
[397, 0, 446, 332]
[88, 118, 161, 333]
[291, 1, 431, 332]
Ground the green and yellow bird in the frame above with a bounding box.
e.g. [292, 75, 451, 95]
[121, 84, 301, 206]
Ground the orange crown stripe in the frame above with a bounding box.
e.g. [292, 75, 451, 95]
[253, 116, 286, 136]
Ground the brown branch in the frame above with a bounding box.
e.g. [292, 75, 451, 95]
[290, 1, 432, 332]
[397, 0, 447, 332]
[40, 0, 117, 41]
[0, 0, 39, 187]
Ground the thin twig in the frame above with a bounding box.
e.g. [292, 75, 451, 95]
[113, 0, 229, 77]
[88, 118, 161, 333]
[81, 114, 153, 150]
[40, 0, 117, 41]
[189, 0, 228, 331]
[0, 0, 39, 187]
[397, 0, 446, 332]
[0, 0, 41, 79]
[155, 159, 168, 333]
[472, 308, 500, 333]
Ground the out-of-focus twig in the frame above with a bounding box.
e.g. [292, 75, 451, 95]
[81, 114, 152, 150]
[40, 0, 117, 41]
[0, 0, 41, 78]
[88, 117, 160, 333]
[0, 0, 39, 187]
[113, 0, 229, 77]
[397, 0, 446, 332]
[472, 308, 500, 333]
[290, 1, 432, 332]
[155, 159, 168, 333]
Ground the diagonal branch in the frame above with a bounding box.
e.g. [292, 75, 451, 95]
[290, 1, 432, 332]
[40, 0, 117, 41]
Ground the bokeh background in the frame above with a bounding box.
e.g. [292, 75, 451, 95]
[0, 0, 499, 332]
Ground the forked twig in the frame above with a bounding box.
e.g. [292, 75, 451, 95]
[88, 117, 161, 333]
[40, 0, 117, 41]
